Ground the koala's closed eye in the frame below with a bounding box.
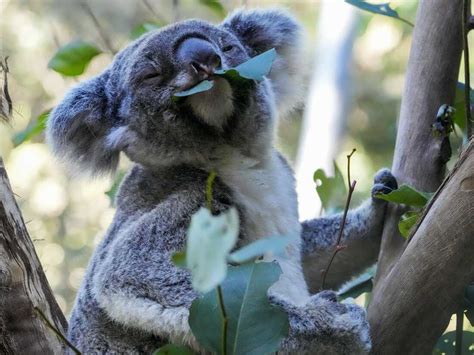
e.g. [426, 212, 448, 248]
[222, 44, 234, 52]
[141, 68, 162, 82]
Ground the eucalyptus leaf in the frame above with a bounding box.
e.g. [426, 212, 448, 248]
[153, 344, 195, 355]
[105, 171, 126, 206]
[433, 331, 474, 355]
[228, 235, 293, 264]
[338, 266, 376, 300]
[13, 109, 50, 146]
[186, 207, 239, 293]
[313, 162, 347, 213]
[374, 184, 431, 207]
[48, 40, 102, 76]
[174, 80, 214, 98]
[174, 48, 276, 98]
[217, 48, 277, 81]
[189, 262, 289, 354]
[171, 251, 187, 268]
[199, 0, 226, 18]
[345, 0, 413, 27]
[398, 210, 420, 239]
[453, 82, 474, 132]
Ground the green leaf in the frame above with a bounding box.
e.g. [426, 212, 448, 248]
[131, 22, 161, 39]
[174, 80, 214, 98]
[228, 235, 292, 264]
[398, 210, 420, 239]
[189, 262, 289, 354]
[374, 184, 431, 207]
[48, 40, 102, 76]
[12, 109, 50, 146]
[433, 331, 474, 355]
[453, 82, 474, 132]
[174, 48, 277, 98]
[153, 344, 195, 355]
[105, 171, 126, 206]
[171, 251, 187, 268]
[313, 162, 347, 213]
[199, 0, 226, 18]
[338, 266, 376, 300]
[345, 0, 413, 27]
[217, 48, 277, 81]
[186, 207, 239, 293]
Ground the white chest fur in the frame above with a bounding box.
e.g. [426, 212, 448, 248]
[216, 150, 310, 305]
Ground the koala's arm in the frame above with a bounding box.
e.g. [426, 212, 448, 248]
[274, 291, 371, 354]
[91, 192, 209, 349]
[301, 169, 397, 291]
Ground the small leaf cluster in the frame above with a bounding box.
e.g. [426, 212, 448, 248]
[375, 184, 432, 239]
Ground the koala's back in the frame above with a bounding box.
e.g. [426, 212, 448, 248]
[67, 165, 234, 353]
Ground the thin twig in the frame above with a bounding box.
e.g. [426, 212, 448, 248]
[34, 307, 81, 355]
[80, 1, 117, 55]
[464, 0, 473, 139]
[140, 0, 166, 23]
[455, 309, 464, 355]
[321, 149, 357, 290]
[172, 0, 180, 22]
[216, 286, 228, 355]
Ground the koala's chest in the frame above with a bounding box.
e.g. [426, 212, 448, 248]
[217, 154, 301, 242]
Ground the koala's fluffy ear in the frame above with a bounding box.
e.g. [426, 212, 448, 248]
[221, 9, 305, 116]
[46, 71, 119, 176]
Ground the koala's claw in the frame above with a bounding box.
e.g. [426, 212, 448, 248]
[275, 292, 371, 354]
[371, 168, 398, 198]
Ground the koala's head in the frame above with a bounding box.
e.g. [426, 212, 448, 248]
[47, 9, 304, 175]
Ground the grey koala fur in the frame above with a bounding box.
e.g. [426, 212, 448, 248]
[47, 8, 397, 354]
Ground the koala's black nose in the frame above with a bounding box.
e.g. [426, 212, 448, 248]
[177, 37, 221, 75]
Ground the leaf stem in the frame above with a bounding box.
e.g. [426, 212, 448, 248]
[206, 169, 217, 211]
[321, 150, 357, 290]
[463, 0, 473, 139]
[398, 17, 414, 28]
[34, 307, 81, 355]
[455, 309, 464, 355]
[216, 285, 228, 355]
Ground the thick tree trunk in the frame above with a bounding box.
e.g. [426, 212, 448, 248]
[0, 158, 67, 354]
[368, 139, 474, 354]
[373, 0, 463, 287]
[368, 0, 469, 352]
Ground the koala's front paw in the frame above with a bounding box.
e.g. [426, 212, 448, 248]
[371, 168, 398, 199]
[276, 291, 371, 354]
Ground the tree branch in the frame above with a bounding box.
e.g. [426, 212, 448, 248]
[368, 139, 474, 354]
[0, 159, 67, 353]
[372, 0, 463, 294]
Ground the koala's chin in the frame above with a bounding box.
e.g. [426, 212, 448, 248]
[185, 77, 234, 130]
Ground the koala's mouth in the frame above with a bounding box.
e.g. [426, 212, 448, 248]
[183, 77, 235, 130]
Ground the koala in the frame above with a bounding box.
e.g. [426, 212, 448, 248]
[47, 8, 397, 354]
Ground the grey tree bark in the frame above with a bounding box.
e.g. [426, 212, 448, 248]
[0, 158, 67, 354]
[373, 0, 463, 286]
[368, 0, 473, 353]
[368, 139, 474, 354]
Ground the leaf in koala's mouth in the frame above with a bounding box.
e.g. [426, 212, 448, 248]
[174, 80, 214, 97]
[216, 47, 277, 81]
[173, 48, 277, 98]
